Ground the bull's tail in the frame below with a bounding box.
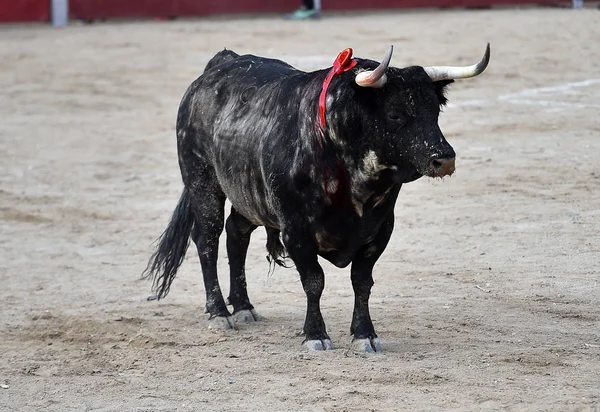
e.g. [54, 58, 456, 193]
[143, 189, 195, 299]
[266, 228, 291, 272]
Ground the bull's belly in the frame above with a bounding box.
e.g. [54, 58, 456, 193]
[230, 199, 279, 228]
[216, 173, 279, 228]
[210, 141, 282, 227]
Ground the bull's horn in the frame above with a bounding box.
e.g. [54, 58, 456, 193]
[355, 45, 394, 88]
[424, 43, 490, 81]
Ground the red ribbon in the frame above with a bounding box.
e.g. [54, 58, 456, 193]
[315, 49, 357, 209]
[318, 48, 357, 129]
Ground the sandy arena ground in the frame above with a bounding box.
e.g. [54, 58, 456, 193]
[1, 6, 599, 411]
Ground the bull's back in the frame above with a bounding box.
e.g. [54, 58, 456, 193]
[177, 52, 308, 226]
[182, 52, 304, 144]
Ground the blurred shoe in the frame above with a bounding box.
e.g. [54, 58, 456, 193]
[285, 6, 320, 20]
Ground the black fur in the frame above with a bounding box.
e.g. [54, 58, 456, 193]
[142, 47, 479, 350]
[434, 79, 454, 107]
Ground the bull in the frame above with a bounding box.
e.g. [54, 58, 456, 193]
[144, 44, 490, 352]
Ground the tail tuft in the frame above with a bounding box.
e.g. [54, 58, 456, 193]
[142, 189, 195, 299]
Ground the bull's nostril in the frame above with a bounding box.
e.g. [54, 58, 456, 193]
[429, 157, 456, 177]
[431, 159, 443, 169]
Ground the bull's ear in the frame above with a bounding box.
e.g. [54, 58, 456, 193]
[434, 79, 454, 107]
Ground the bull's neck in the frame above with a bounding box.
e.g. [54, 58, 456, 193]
[314, 131, 398, 215]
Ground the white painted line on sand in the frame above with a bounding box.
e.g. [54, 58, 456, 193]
[449, 79, 600, 111]
[448, 99, 491, 108]
[502, 99, 600, 109]
[498, 79, 600, 101]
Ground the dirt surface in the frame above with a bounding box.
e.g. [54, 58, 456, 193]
[1, 7, 599, 411]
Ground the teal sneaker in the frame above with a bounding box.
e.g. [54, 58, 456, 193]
[285, 6, 320, 20]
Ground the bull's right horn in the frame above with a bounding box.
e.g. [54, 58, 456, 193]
[424, 43, 490, 81]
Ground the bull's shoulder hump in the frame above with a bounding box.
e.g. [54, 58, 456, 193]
[204, 49, 240, 72]
[205, 54, 302, 76]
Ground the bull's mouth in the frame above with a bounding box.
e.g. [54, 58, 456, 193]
[394, 156, 455, 182]
[392, 160, 423, 183]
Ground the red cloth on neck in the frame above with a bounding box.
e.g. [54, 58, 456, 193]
[318, 48, 357, 129]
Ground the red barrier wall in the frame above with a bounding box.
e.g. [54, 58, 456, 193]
[69, 0, 567, 20]
[325, 0, 565, 8]
[0, 0, 49, 22]
[0, 0, 567, 23]
[69, 0, 297, 19]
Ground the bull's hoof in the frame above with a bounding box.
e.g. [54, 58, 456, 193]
[352, 337, 382, 353]
[232, 309, 262, 324]
[208, 315, 235, 330]
[303, 339, 334, 351]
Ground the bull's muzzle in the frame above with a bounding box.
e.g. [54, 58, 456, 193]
[430, 157, 456, 178]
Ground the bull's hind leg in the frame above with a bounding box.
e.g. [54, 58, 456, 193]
[349, 213, 395, 353]
[225, 207, 260, 323]
[188, 181, 232, 329]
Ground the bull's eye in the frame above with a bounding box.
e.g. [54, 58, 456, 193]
[387, 112, 403, 122]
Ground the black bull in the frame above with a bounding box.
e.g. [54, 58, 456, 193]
[144, 45, 490, 352]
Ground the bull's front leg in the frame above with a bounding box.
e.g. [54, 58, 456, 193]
[350, 213, 395, 353]
[282, 230, 332, 351]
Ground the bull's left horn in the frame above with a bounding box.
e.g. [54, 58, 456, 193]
[424, 43, 490, 81]
[355, 46, 393, 88]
